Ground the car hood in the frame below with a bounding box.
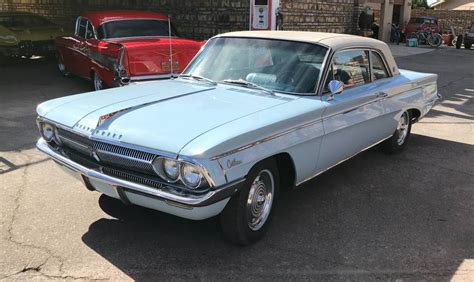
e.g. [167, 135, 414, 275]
[38, 80, 292, 154]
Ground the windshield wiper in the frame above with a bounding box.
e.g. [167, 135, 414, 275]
[178, 74, 217, 86]
[220, 79, 275, 95]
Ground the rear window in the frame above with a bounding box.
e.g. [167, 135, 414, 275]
[97, 19, 178, 39]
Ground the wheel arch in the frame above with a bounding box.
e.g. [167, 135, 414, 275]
[407, 108, 422, 123]
[242, 152, 296, 190]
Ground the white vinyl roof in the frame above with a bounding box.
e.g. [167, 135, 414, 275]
[214, 31, 400, 75]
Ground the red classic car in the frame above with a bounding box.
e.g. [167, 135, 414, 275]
[55, 10, 203, 90]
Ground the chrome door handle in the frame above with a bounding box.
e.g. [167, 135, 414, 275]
[376, 92, 388, 98]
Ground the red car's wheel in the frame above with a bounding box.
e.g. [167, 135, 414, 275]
[57, 54, 70, 77]
[92, 71, 105, 91]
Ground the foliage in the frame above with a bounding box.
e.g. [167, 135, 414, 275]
[412, 0, 430, 9]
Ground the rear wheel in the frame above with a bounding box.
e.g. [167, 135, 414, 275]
[382, 111, 412, 154]
[220, 159, 279, 246]
[465, 42, 472, 49]
[57, 53, 70, 77]
[93, 71, 105, 91]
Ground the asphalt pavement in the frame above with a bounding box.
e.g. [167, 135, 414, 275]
[0, 46, 473, 280]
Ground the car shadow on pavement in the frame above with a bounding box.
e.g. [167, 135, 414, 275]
[81, 134, 473, 280]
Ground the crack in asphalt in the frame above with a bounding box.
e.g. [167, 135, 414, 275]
[1, 156, 106, 280]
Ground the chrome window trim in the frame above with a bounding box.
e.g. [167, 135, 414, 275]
[182, 36, 331, 97]
[75, 16, 97, 40]
[319, 46, 394, 97]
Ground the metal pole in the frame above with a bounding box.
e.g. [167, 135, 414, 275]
[168, 16, 173, 76]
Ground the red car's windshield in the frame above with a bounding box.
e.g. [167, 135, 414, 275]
[97, 19, 178, 39]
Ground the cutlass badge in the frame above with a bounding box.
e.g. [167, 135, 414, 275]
[227, 158, 242, 168]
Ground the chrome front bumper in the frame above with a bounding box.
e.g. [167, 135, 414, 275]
[36, 138, 243, 219]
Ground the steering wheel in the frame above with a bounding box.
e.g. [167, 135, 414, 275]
[276, 71, 295, 85]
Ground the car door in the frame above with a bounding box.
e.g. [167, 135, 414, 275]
[317, 49, 391, 171]
[71, 17, 91, 78]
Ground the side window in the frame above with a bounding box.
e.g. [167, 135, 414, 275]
[85, 21, 95, 39]
[76, 18, 87, 38]
[371, 52, 389, 80]
[325, 50, 370, 90]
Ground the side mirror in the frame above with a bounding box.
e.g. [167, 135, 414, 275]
[328, 80, 344, 95]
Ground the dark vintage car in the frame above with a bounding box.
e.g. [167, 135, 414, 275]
[0, 12, 68, 58]
[55, 10, 203, 91]
[404, 16, 441, 35]
[456, 23, 474, 49]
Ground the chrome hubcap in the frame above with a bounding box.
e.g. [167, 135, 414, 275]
[58, 57, 65, 73]
[94, 73, 103, 90]
[247, 169, 274, 231]
[397, 112, 409, 145]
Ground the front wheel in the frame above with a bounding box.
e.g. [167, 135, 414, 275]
[465, 42, 472, 49]
[428, 34, 443, 48]
[220, 159, 279, 245]
[382, 111, 412, 154]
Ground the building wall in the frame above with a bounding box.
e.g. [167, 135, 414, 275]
[433, 0, 474, 11]
[278, 0, 359, 34]
[412, 8, 474, 34]
[0, 0, 361, 39]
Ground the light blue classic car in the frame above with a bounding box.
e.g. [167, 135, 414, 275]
[36, 31, 440, 245]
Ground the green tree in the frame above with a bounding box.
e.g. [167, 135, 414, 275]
[412, 0, 430, 8]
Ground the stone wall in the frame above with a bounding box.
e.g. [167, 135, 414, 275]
[279, 0, 359, 33]
[0, 0, 361, 39]
[412, 8, 474, 35]
[0, 0, 250, 40]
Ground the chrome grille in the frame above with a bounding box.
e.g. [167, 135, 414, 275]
[56, 128, 156, 175]
[102, 167, 164, 189]
[93, 142, 155, 172]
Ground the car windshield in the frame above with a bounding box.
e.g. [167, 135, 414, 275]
[0, 14, 55, 28]
[97, 19, 178, 39]
[470, 26, 474, 33]
[182, 37, 328, 94]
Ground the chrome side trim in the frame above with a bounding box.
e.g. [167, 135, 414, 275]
[295, 134, 393, 186]
[211, 119, 323, 160]
[37, 138, 243, 207]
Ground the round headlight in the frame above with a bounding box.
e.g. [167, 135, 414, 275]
[41, 123, 55, 141]
[163, 158, 179, 181]
[180, 163, 203, 189]
[152, 157, 180, 182]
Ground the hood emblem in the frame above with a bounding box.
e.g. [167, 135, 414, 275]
[96, 108, 131, 128]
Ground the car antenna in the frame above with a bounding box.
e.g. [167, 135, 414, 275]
[168, 15, 174, 78]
